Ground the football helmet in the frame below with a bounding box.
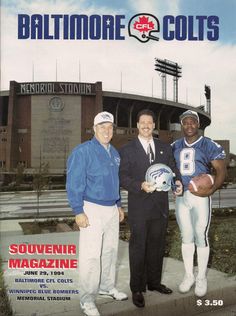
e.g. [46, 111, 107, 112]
[145, 163, 175, 191]
[128, 13, 160, 43]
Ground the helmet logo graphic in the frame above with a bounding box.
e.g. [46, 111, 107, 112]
[145, 163, 175, 191]
[128, 13, 160, 43]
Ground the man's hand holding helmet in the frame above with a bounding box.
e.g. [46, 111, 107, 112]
[173, 180, 183, 196]
[141, 181, 156, 193]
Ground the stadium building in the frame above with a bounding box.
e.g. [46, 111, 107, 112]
[0, 80, 229, 174]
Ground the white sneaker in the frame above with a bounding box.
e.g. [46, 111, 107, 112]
[179, 274, 195, 293]
[99, 288, 128, 301]
[195, 277, 207, 297]
[80, 302, 100, 316]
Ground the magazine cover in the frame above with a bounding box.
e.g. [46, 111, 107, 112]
[0, 1, 236, 316]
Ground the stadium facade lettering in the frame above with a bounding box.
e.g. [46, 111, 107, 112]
[17, 82, 95, 95]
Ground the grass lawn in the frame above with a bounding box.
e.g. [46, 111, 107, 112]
[120, 207, 236, 275]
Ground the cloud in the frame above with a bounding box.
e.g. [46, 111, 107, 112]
[1, 0, 236, 153]
[127, 0, 180, 16]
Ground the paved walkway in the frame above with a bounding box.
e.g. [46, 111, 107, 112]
[0, 225, 235, 316]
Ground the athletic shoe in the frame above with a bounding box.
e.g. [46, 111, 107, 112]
[195, 277, 207, 297]
[179, 274, 195, 293]
[98, 288, 128, 301]
[80, 302, 100, 316]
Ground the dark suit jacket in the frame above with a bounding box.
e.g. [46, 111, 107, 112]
[119, 137, 181, 221]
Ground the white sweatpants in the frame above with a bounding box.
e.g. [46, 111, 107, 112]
[78, 201, 119, 304]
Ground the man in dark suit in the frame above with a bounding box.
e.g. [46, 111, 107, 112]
[119, 109, 182, 308]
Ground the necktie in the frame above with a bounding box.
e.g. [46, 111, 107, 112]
[147, 143, 154, 164]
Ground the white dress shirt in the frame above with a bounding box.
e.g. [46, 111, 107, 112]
[138, 136, 155, 163]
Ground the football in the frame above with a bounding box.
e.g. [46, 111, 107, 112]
[188, 174, 214, 196]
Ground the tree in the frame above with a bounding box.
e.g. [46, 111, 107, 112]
[15, 163, 25, 190]
[32, 162, 50, 219]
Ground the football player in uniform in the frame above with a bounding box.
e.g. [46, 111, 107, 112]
[172, 110, 226, 297]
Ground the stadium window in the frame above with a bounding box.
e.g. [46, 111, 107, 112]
[116, 128, 125, 135]
[130, 129, 136, 135]
[0, 161, 6, 167]
[85, 128, 93, 134]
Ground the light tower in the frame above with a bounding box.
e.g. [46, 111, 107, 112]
[205, 85, 211, 115]
[155, 58, 182, 102]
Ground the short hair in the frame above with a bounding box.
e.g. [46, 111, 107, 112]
[137, 109, 156, 122]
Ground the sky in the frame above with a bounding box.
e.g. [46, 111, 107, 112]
[1, 0, 236, 153]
